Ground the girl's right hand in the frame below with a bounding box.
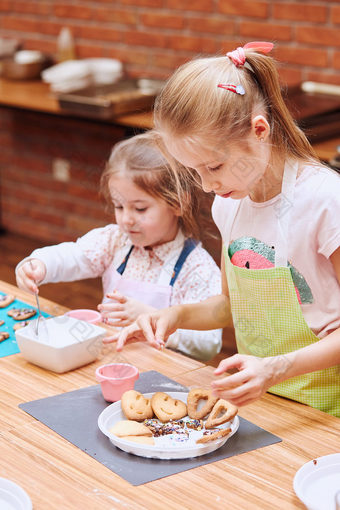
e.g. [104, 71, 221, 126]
[16, 259, 46, 294]
[103, 306, 182, 351]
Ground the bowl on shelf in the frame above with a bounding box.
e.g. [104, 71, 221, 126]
[1, 50, 47, 80]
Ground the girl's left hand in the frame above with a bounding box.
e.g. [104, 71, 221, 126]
[211, 354, 281, 407]
[98, 291, 156, 328]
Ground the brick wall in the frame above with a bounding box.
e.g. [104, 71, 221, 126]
[0, 0, 339, 85]
[0, 107, 126, 243]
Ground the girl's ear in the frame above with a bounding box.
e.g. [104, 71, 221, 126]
[251, 115, 270, 141]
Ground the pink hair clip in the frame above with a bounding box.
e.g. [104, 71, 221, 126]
[227, 41, 274, 67]
[217, 83, 245, 95]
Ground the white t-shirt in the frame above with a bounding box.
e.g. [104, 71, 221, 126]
[212, 163, 340, 339]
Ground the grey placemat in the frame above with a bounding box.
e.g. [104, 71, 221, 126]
[19, 370, 281, 485]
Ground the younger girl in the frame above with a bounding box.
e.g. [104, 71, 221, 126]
[113, 42, 340, 417]
[16, 131, 222, 361]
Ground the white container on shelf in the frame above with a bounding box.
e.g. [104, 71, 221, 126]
[15, 315, 106, 373]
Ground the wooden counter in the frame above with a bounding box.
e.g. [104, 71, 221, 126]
[1, 77, 340, 157]
[0, 77, 154, 129]
[1, 280, 340, 509]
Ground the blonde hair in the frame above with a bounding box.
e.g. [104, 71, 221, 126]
[100, 131, 203, 238]
[154, 47, 317, 161]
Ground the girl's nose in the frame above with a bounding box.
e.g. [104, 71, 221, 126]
[122, 210, 135, 226]
[201, 175, 220, 194]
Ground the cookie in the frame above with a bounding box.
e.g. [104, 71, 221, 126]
[7, 308, 36, 321]
[0, 320, 4, 326]
[121, 390, 154, 421]
[187, 387, 219, 420]
[0, 331, 10, 342]
[13, 320, 30, 331]
[109, 420, 153, 437]
[151, 392, 187, 423]
[120, 435, 155, 445]
[196, 427, 231, 444]
[205, 399, 238, 429]
[0, 294, 15, 308]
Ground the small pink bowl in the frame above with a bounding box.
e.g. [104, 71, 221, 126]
[95, 363, 139, 402]
[65, 309, 102, 324]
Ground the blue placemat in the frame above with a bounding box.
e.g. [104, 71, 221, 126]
[0, 291, 51, 357]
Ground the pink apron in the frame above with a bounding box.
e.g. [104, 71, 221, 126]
[102, 239, 198, 309]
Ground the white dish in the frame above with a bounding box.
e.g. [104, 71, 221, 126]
[293, 453, 340, 510]
[98, 391, 239, 460]
[0, 478, 32, 510]
[15, 315, 106, 373]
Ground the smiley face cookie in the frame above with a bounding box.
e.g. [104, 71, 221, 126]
[121, 390, 154, 421]
[7, 308, 36, 321]
[0, 294, 15, 308]
[0, 331, 9, 342]
[151, 392, 187, 423]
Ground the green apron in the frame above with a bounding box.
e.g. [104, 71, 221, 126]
[224, 160, 340, 417]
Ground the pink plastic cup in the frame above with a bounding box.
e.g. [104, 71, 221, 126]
[65, 309, 102, 324]
[95, 363, 139, 402]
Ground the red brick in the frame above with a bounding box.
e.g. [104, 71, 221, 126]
[121, 0, 162, 6]
[296, 26, 340, 47]
[95, 7, 137, 25]
[218, 1, 268, 18]
[166, 0, 213, 11]
[54, 4, 94, 19]
[1, 16, 39, 32]
[0, 1, 11, 11]
[187, 16, 234, 35]
[140, 12, 184, 30]
[334, 51, 340, 70]
[306, 71, 340, 86]
[24, 38, 56, 54]
[277, 65, 302, 86]
[240, 21, 292, 41]
[73, 25, 122, 43]
[107, 47, 149, 66]
[275, 46, 328, 68]
[76, 43, 105, 59]
[332, 6, 340, 24]
[273, 3, 327, 23]
[124, 30, 168, 48]
[152, 52, 191, 69]
[13, 1, 50, 15]
[167, 34, 217, 53]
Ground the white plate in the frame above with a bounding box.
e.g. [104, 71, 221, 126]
[98, 391, 239, 460]
[0, 478, 32, 510]
[293, 453, 340, 510]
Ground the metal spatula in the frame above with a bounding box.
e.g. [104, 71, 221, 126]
[30, 260, 42, 336]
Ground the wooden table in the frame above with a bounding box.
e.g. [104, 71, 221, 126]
[1, 280, 339, 509]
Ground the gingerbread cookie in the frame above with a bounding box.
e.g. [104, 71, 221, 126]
[0, 294, 15, 308]
[7, 308, 36, 321]
[13, 320, 30, 331]
[187, 388, 219, 420]
[196, 427, 231, 444]
[0, 331, 9, 342]
[121, 390, 154, 421]
[0, 320, 4, 326]
[151, 392, 187, 423]
[205, 399, 238, 429]
[109, 420, 152, 437]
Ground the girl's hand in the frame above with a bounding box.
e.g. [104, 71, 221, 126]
[16, 259, 46, 294]
[98, 291, 156, 328]
[102, 305, 182, 351]
[211, 354, 283, 407]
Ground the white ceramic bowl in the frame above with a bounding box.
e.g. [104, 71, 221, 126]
[15, 315, 106, 373]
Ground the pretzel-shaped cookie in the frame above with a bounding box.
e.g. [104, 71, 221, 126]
[187, 388, 219, 420]
[205, 399, 238, 429]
